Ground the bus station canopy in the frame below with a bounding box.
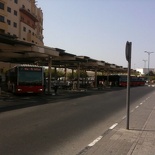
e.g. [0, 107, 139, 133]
[0, 34, 59, 63]
[0, 34, 132, 74]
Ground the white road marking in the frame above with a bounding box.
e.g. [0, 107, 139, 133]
[88, 136, 103, 147]
[140, 102, 143, 105]
[122, 116, 126, 120]
[109, 123, 118, 130]
[135, 106, 139, 109]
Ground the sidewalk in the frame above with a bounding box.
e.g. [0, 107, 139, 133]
[80, 90, 155, 155]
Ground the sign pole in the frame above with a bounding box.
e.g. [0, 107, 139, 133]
[125, 41, 132, 130]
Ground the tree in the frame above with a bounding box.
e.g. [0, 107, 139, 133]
[44, 68, 64, 79]
[67, 70, 88, 80]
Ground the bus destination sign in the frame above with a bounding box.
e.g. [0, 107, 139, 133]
[19, 67, 42, 71]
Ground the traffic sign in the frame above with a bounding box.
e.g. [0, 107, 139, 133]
[125, 41, 132, 62]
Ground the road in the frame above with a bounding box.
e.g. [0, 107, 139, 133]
[0, 86, 154, 155]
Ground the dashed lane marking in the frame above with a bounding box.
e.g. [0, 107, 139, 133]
[109, 123, 118, 130]
[88, 136, 103, 147]
[122, 116, 126, 120]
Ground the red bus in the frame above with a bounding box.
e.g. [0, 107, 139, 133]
[116, 75, 145, 87]
[6, 65, 45, 94]
[97, 75, 145, 87]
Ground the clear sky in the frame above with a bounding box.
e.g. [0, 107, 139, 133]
[37, 0, 155, 69]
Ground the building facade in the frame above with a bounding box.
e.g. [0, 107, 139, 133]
[136, 68, 155, 75]
[0, 0, 43, 46]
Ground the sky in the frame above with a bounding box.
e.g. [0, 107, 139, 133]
[37, 0, 155, 69]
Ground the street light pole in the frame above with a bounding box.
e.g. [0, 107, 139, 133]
[142, 59, 147, 68]
[144, 51, 154, 81]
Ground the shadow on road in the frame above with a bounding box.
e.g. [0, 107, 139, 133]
[0, 87, 130, 113]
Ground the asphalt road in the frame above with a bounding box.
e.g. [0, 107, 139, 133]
[0, 86, 154, 155]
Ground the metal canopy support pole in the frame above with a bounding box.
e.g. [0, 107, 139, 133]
[85, 70, 87, 87]
[58, 65, 61, 82]
[107, 71, 109, 86]
[64, 66, 67, 83]
[48, 56, 52, 94]
[72, 69, 74, 89]
[94, 68, 97, 88]
[72, 69, 74, 79]
[54, 67, 57, 80]
[77, 63, 80, 90]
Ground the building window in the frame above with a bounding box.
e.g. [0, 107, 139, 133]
[7, 20, 11, 25]
[22, 5, 25, 8]
[0, 2, 4, 10]
[0, 16, 5, 22]
[14, 0, 18, 4]
[14, 10, 17, 16]
[7, 7, 11, 13]
[23, 38, 25, 40]
[13, 22, 17, 28]
[29, 30, 31, 33]
[23, 27, 26, 32]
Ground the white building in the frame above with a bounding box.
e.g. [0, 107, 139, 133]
[136, 68, 155, 75]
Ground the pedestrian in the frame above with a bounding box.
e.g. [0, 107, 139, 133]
[53, 82, 58, 95]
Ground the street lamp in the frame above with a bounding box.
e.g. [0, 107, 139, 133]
[142, 59, 147, 68]
[144, 51, 154, 81]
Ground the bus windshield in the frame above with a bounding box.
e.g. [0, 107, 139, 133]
[18, 68, 43, 85]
